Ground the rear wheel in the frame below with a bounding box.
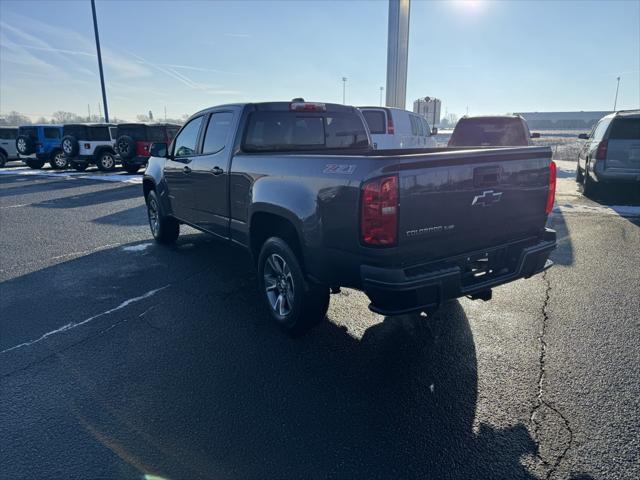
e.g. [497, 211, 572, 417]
[582, 166, 598, 197]
[123, 163, 140, 174]
[25, 158, 45, 169]
[96, 151, 116, 172]
[50, 150, 68, 170]
[575, 163, 584, 183]
[258, 237, 329, 335]
[146, 190, 179, 244]
[0, 152, 6, 168]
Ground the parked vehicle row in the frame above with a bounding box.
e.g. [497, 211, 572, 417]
[0, 122, 180, 172]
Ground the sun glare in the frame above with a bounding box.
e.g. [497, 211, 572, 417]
[452, 0, 483, 11]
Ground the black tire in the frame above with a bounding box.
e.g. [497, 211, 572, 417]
[123, 163, 140, 174]
[61, 135, 79, 157]
[96, 150, 117, 172]
[25, 158, 45, 169]
[117, 136, 136, 160]
[146, 190, 179, 244]
[16, 135, 35, 156]
[0, 152, 6, 168]
[258, 237, 329, 335]
[582, 166, 598, 197]
[49, 150, 68, 170]
[575, 163, 584, 183]
[71, 161, 88, 172]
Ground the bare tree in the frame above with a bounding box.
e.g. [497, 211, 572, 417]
[51, 111, 84, 123]
[0, 111, 32, 126]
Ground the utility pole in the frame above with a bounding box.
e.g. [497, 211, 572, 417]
[379, 86, 384, 106]
[613, 76, 621, 111]
[342, 77, 347, 104]
[91, 0, 109, 122]
[386, 0, 410, 109]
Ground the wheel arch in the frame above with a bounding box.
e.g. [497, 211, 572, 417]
[249, 210, 304, 268]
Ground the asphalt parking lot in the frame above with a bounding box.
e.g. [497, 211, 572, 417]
[1, 162, 639, 480]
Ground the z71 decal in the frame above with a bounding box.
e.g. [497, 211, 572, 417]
[323, 164, 356, 175]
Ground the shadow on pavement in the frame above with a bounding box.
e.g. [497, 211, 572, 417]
[92, 205, 148, 226]
[31, 183, 141, 209]
[0, 174, 91, 198]
[549, 209, 574, 266]
[1, 233, 599, 479]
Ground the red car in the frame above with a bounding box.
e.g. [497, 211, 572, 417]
[116, 123, 180, 173]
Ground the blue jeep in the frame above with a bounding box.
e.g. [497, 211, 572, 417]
[15, 125, 68, 169]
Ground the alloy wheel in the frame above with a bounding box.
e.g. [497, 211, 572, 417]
[147, 197, 159, 236]
[263, 253, 295, 317]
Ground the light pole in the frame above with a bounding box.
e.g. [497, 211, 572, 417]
[91, 0, 109, 122]
[379, 86, 384, 106]
[613, 76, 621, 111]
[342, 77, 347, 104]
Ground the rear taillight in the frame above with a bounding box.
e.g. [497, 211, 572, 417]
[595, 140, 608, 160]
[387, 113, 395, 134]
[545, 161, 556, 215]
[290, 102, 326, 112]
[361, 175, 398, 246]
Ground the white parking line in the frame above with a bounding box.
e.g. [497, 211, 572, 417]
[0, 285, 169, 354]
[0, 167, 142, 184]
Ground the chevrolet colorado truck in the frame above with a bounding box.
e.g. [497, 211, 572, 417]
[143, 101, 557, 334]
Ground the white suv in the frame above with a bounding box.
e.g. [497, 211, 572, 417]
[61, 123, 119, 171]
[0, 126, 19, 167]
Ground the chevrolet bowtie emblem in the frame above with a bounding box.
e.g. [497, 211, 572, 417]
[472, 190, 503, 207]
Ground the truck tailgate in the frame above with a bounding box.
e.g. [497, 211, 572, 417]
[390, 147, 552, 264]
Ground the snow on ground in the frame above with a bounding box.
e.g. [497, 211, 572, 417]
[0, 166, 142, 184]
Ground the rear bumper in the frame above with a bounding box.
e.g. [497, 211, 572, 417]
[593, 162, 640, 183]
[361, 229, 557, 316]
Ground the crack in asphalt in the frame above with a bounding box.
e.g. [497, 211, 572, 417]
[530, 270, 574, 479]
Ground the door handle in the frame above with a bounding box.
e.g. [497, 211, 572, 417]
[183, 165, 192, 174]
[211, 166, 224, 175]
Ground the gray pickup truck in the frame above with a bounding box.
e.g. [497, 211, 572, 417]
[143, 101, 557, 334]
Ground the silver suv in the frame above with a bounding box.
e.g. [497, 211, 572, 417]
[0, 126, 19, 167]
[577, 110, 640, 195]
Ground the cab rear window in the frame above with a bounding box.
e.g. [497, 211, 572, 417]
[609, 118, 640, 140]
[64, 125, 88, 138]
[117, 125, 146, 140]
[450, 118, 527, 146]
[44, 128, 61, 139]
[148, 126, 167, 142]
[0, 128, 18, 139]
[19, 127, 38, 138]
[88, 127, 110, 141]
[243, 111, 368, 152]
[361, 110, 386, 134]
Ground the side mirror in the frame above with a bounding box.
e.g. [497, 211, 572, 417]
[150, 142, 168, 158]
[431, 127, 438, 135]
[578, 133, 589, 140]
[530, 132, 541, 139]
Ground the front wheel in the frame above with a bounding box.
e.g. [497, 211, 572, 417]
[258, 237, 329, 335]
[0, 152, 6, 168]
[582, 167, 598, 197]
[96, 151, 116, 172]
[575, 163, 584, 183]
[146, 190, 179, 244]
[50, 150, 68, 170]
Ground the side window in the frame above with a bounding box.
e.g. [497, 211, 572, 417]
[202, 112, 234, 154]
[173, 116, 203, 157]
[109, 127, 117, 140]
[0, 128, 17, 139]
[423, 118, 431, 136]
[592, 119, 610, 140]
[410, 115, 421, 136]
[89, 127, 109, 141]
[44, 128, 60, 139]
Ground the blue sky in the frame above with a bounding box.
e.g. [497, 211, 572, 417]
[1, 0, 638, 121]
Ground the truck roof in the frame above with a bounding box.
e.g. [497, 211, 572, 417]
[191, 101, 360, 118]
[117, 122, 181, 127]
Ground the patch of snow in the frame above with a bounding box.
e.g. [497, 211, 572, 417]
[122, 243, 152, 252]
[554, 203, 640, 218]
